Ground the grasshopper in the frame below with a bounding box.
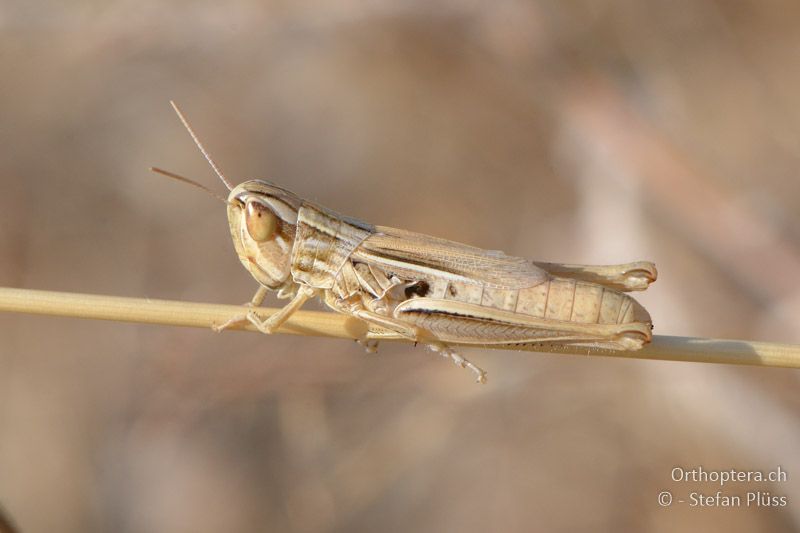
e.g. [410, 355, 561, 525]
[155, 102, 656, 383]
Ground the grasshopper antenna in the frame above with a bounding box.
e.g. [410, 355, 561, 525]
[169, 100, 235, 191]
[150, 167, 229, 204]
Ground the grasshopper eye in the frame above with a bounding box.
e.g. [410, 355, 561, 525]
[245, 201, 277, 242]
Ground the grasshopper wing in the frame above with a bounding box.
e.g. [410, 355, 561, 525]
[352, 225, 549, 290]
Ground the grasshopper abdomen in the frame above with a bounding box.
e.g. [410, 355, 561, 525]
[391, 276, 652, 350]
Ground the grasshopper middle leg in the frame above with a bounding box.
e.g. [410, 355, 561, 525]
[351, 308, 488, 383]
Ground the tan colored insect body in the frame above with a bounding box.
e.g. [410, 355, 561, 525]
[161, 102, 656, 383]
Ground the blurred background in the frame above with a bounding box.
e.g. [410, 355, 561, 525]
[1, 1, 799, 531]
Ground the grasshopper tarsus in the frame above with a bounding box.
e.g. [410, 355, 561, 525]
[356, 338, 380, 354]
[246, 310, 279, 335]
[212, 311, 277, 334]
[429, 342, 488, 384]
[212, 315, 247, 333]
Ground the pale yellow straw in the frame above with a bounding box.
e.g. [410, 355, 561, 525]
[0, 287, 798, 369]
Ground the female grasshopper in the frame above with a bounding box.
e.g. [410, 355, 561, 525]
[157, 102, 657, 383]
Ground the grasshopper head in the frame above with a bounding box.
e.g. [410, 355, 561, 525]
[227, 180, 303, 290]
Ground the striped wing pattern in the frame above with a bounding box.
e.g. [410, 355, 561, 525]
[354, 225, 550, 290]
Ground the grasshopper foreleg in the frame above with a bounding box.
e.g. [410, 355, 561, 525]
[247, 285, 269, 307]
[214, 285, 314, 334]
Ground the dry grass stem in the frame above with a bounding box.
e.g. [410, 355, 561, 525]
[1, 287, 798, 369]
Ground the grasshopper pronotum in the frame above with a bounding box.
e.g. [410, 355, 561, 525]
[155, 102, 656, 383]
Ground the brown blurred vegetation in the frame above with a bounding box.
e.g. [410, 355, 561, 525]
[1, 1, 799, 532]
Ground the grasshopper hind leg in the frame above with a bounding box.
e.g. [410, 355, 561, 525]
[533, 261, 657, 292]
[429, 342, 487, 384]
